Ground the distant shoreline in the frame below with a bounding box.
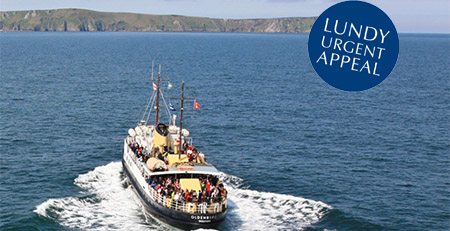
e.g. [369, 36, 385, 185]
[0, 9, 317, 33]
[0, 30, 312, 34]
[2, 31, 449, 36]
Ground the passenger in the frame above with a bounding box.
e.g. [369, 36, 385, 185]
[134, 144, 140, 153]
[186, 152, 192, 162]
[180, 190, 186, 203]
[201, 180, 206, 189]
[156, 184, 162, 193]
[190, 151, 198, 162]
[185, 191, 191, 203]
[222, 188, 228, 200]
[206, 178, 211, 194]
[150, 180, 157, 188]
[197, 190, 203, 202]
[192, 190, 198, 203]
[201, 189, 207, 203]
[198, 151, 206, 163]
[170, 190, 175, 200]
[142, 146, 148, 155]
[153, 147, 160, 158]
[163, 150, 170, 163]
[211, 188, 219, 202]
[187, 146, 193, 156]
[211, 176, 218, 187]
[174, 190, 180, 201]
[157, 151, 164, 162]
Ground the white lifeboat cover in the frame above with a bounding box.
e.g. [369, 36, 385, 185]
[128, 128, 136, 137]
[168, 126, 178, 133]
[147, 158, 167, 171]
[135, 126, 143, 136]
[141, 126, 150, 135]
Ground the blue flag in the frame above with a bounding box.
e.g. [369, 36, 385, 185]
[169, 103, 176, 111]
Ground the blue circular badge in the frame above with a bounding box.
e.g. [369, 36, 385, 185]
[308, 1, 399, 91]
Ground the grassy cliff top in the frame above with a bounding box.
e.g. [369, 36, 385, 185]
[0, 9, 316, 33]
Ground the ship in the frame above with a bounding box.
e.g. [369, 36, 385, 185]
[122, 65, 228, 229]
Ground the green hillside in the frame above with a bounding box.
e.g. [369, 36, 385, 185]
[0, 9, 316, 33]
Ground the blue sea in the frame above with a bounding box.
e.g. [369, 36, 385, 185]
[0, 32, 449, 231]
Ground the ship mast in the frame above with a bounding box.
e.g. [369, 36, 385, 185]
[155, 70, 161, 125]
[153, 65, 170, 125]
[170, 82, 195, 157]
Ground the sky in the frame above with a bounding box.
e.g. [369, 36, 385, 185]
[0, 0, 449, 33]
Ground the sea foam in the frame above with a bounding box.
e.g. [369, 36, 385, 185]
[35, 162, 331, 230]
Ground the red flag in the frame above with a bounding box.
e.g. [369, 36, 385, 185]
[152, 82, 157, 90]
[194, 100, 200, 110]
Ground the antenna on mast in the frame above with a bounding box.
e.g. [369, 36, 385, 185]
[151, 61, 154, 80]
[170, 82, 195, 156]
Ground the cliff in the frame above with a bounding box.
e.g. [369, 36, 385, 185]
[0, 9, 316, 33]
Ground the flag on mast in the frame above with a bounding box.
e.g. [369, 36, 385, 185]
[169, 103, 176, 111]
[194, 100, 200, 110]
[153, 82, 157, 91]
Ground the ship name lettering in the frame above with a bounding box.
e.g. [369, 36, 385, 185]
[191, 215, 216, 220]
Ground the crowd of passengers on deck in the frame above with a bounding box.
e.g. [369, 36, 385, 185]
[128, 141, 207, 165]
[144, 175, 228, 206]
[126, 140, 227, 213]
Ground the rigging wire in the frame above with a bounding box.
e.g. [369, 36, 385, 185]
[145, 93, 157, 124]
[141, 90, 156, 123]
[160, 90, 173, 125]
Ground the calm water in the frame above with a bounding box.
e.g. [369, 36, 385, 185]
[0, 32, 449, 231]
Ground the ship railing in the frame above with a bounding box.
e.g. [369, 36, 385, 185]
[148, 187, 227, 214]
[126, 144, 148, 175]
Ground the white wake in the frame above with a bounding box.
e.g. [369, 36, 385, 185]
[35, 162, 331, 230]
[220, 173, 331, 231]
[34, 162, 161, 230]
